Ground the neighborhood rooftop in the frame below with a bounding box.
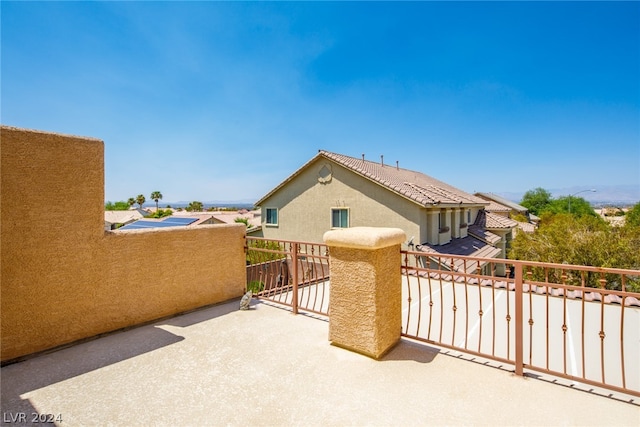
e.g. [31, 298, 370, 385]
[475, 192, 529, 213]
[474, 210, 519, 229]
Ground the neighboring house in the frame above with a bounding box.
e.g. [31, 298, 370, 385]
[596, 207, 627, 227]
[475, 192, 538, 233]
[475, 192, 529, 216]
[255, 150, 517, 275]
[208, 209, 262, 231]
[104, 208, 148, 231]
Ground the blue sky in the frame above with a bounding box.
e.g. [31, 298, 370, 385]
[3, 1, 639, 204]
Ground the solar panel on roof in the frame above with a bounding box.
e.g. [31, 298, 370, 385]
[118, 221, 161, 230]
[162, 217, 197, 225]
[117, 217, 198, 230]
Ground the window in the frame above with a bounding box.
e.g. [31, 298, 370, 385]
[331, 208, 349, 228]
[467, 210, 471, 224]
[265, 208, 278, 226]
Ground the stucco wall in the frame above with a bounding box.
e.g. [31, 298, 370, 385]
[261, 157, 425, 244]
[325, 227, 404, 359]
[1, 126, 246, 362]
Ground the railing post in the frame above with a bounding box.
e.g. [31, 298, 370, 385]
[324, 227, 406, 359]
[514, 262, 524, 376]
[292, 242, 299, 315]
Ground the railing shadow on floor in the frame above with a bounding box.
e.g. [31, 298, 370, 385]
[401, 250, 640, 401]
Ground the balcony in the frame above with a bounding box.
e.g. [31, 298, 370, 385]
[2, 298, 639, 426]
[2, 128, 639, 424]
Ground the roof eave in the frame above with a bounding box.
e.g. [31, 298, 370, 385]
[254, 151, 327, 207]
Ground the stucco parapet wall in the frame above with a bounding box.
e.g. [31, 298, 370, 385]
[323, 227, 406, 250]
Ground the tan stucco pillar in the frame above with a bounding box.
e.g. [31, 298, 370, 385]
[452, 208, 462, 238]
[426, 210, 439, 245]
[323, 227, 406, 359]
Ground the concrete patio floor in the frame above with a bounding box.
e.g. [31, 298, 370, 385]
[1, 299, 639, 426]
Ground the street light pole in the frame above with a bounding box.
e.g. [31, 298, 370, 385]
[568, 189, 596, 213]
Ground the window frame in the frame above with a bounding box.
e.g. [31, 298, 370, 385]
[265, 207, 279, 226]
[331, 207, 350, 229]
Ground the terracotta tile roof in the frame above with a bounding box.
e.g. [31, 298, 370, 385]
[208, 210, 262, 228]
[104, 209, 146, 225]
[516, 221, 536, 233]
[320, 151, 487, 207]
[416, 236, 502, 274]
[482, 200, 511, 213]
[256, 150, 489, 208]
[190, 215, 217, 226]
[474, 210, 518, 230]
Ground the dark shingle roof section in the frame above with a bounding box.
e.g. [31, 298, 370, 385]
[468, 226, 502, 245]
[318, 151, 488, 207]
[416, 237, 502, 274]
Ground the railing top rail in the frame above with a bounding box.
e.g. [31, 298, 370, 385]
[401, 249, 640, 276]
[247, 236, 329, 248]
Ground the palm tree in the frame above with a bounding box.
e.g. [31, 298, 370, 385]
[187, 201, 203, 212]
[136, 194, 146, 209]
[150, 191, 163, 212]
[127, 197, 136, 209]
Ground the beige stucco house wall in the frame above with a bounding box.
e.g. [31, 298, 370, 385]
[259, 157, 423, 243]
[1, 126, 246, 362]
[256, 152, 486, 247]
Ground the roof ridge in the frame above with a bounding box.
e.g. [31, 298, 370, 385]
[257, 150, 490, 208]
[318, 151, 487, 207]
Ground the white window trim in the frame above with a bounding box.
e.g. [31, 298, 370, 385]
[331, 207, 350, 229]
[265, 207, 279, 227]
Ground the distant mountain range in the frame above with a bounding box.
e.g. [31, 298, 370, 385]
[156, 200, 256, 209]
[148, 185, 638, 209]
[495, 185, 640, 206]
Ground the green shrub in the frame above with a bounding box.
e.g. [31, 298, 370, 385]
[235, 217, 250, 227]
[105, 201, 131, 211]
[148, 209, 173, 218]
[246, 239, 285, 264]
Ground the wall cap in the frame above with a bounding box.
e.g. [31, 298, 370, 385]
[1, 125, 103, 143]
[323, 227, 406, 250]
